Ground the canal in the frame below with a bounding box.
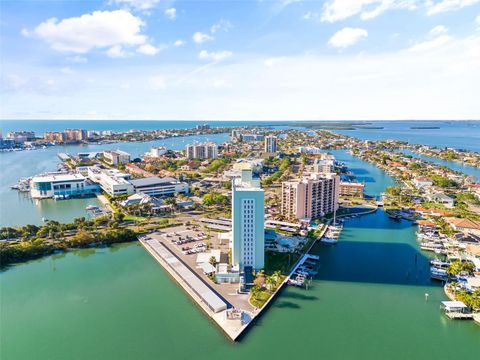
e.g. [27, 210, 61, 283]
[1, 150, 478, 360]
[401, 149, 480, 181]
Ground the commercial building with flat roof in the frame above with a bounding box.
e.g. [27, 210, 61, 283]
[87, 167, 134, 197]
[129, 176, 188, 196]
[31, 173, 100, 199]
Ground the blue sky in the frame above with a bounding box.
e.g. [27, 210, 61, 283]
[1, 0, 479, 120]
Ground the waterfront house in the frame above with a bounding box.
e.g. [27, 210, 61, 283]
[445, 218, 480, 236]
[427, 193, 455, 208]
[413, 177, 433, 189]
[465, 277, 480, 292]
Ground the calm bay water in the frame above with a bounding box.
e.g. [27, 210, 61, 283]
[0, 133, 230, 227]
[401, 149, 480, 181]
[1, 150, 478, 360]
[333, 120, 480, 152]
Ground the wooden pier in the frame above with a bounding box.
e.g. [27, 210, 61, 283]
[445, 312, 473, 320]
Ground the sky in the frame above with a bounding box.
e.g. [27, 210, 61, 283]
[0, 0, 479, 121]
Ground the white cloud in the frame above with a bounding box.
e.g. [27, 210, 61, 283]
[106, 45, 128, 58]
[137, 43, 160, 55]
[112, 0, 160, 10]
[408, 34, 452, 51]
[193, 32, 213, 44]
[477, 14, 480, 27]
[210, 20, 233, 33]
[149, 75, 167, 90]
[198, 50, 233, 62]
[29, 10, 146, 53]
[60, 67, 74, 74]
[212, 79, 232, 88]
[173, 39, 185, 47]
[302, 11, 321, 20]
[321, 0, 417, 22]
[20, 28, 30, 37]
[426, 0, 480, 15]
[429, 25, 449, 35]
[165, 8, 177, 20]
[67, 55, 88, 63]
[328, 27, 368, 48]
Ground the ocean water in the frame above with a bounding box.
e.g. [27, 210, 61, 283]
[0, 120, 291, 135]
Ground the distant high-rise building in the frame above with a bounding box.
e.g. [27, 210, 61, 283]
[264, 135, 278, 153]
[64, 129, 87, 141]
[185, 142, 218, 160]
[231, 130, 242, 140]
[281, 173, 339, 221]
[232, 169, 265, 271]
[44, 132, 67, 143]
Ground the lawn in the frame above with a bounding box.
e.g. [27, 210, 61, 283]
[123, 215, 147, 221]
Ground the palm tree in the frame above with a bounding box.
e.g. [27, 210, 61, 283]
[209, 256, 217, 267]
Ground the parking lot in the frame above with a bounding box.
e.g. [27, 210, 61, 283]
[148, 223, 253, 311]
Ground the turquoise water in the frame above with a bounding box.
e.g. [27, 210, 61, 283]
[401, 149, 480, 181]
[0, 133, 230, 227]
[329, 149, 396, 197]
[1, 150, 478, 360]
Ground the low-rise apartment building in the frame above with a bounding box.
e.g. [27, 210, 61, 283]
[339, 182, 365, 197]
[103, 150, 131, 166]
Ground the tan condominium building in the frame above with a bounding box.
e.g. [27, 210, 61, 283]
[64, 129, 87, 141]
[282, 173, 340, 221]
[339, 182, 365, 197]
[44, 131, 67, 143]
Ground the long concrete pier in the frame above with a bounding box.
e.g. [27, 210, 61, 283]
[139, 237, 251, 341]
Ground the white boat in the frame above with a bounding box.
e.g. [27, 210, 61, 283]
[321, 237, 338, 244]
[86, 205, 100, 211]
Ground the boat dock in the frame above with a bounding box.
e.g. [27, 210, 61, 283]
[139, 236, 252, 341]
[445, 312, 474, 320]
